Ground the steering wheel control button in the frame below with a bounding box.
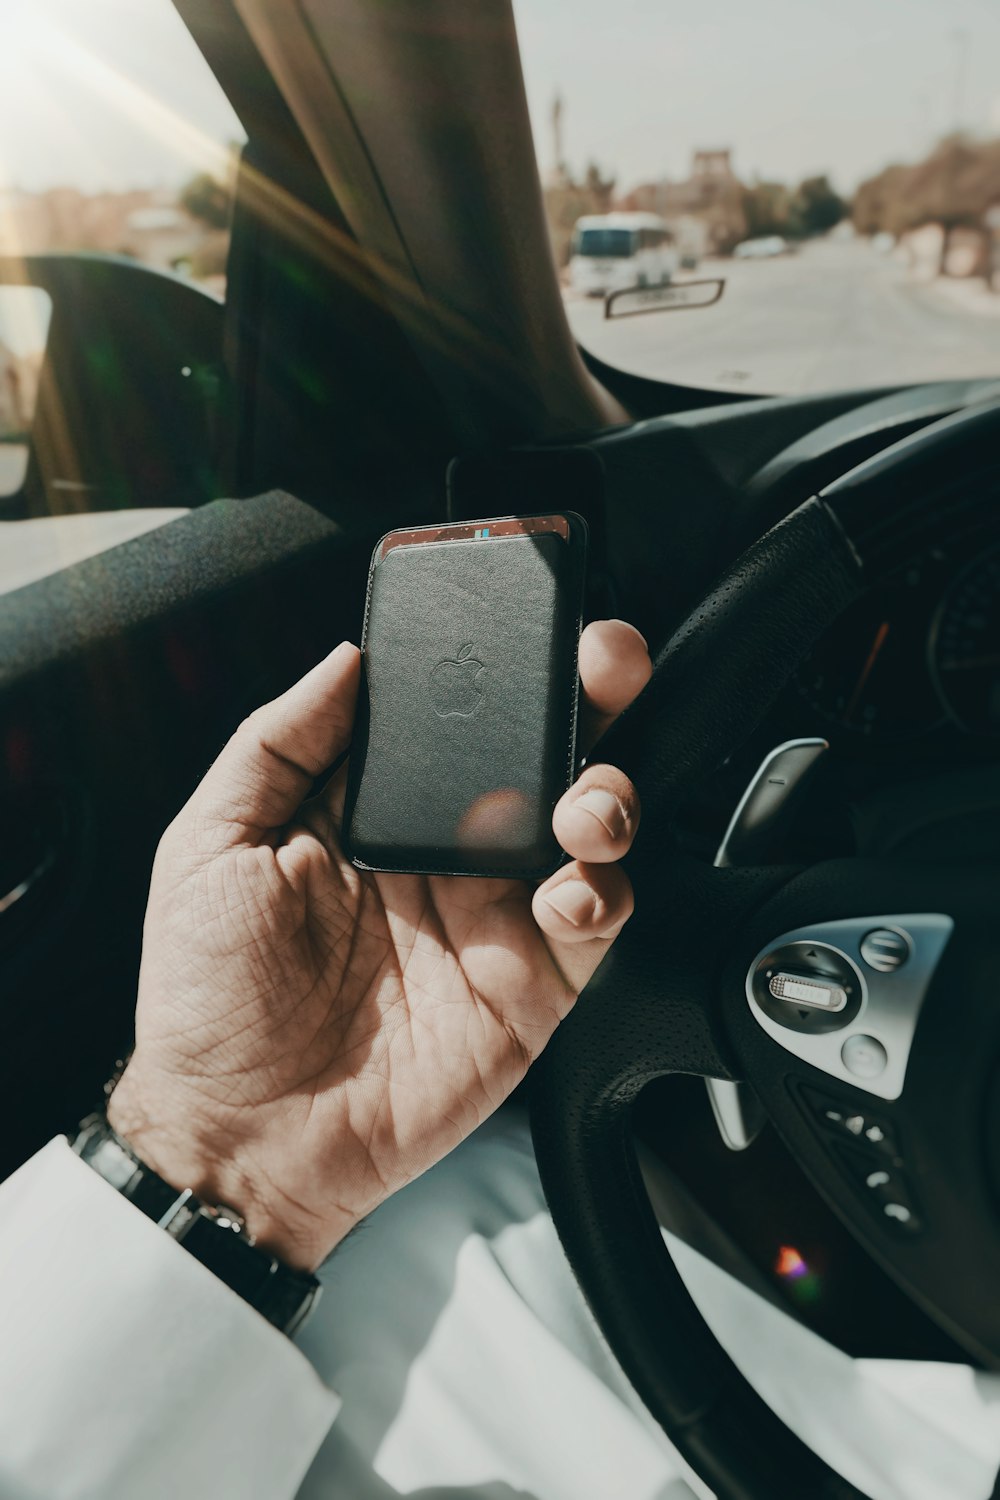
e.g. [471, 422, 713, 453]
[750, 941, 862, 1036]
[841, 1033, 888, 1079]
[837, 1148, 922, 1234]
[746, 914, 953, 1101]
[882, 1201, 918, 1230]
[800, 1087, 901, 1158]
[859, 928, 911, 972]
[768, 972, 847, 1012]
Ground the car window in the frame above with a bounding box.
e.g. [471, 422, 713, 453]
[0, 0, 245, 596]
[1, 0, 244, 289]
[515, 0, 1000, 395]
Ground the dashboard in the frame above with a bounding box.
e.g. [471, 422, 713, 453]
[677, 395, 1000, 870]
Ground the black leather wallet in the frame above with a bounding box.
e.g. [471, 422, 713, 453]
[343, 513, 587, 878]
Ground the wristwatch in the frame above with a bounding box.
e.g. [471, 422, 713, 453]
[71, 1113, 321, 1337]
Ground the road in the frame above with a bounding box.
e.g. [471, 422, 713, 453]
[564, 238, 1000, 395]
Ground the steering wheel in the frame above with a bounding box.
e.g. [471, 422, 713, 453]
[530, 399, 1000, 1500]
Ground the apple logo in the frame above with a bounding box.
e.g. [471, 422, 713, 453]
[430, 643, 485, 718]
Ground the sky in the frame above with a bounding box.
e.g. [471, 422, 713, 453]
[1, 0, 999, 198]
[514, 0, 1000, 192]
[0, 0, 245, 195]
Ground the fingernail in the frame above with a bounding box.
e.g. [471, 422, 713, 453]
[574, 788, 626, 839]
[543, 880, 598, 927]
[609, 619, 648, 649]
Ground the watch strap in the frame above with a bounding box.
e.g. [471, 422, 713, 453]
[72, 1113, 321, 1337]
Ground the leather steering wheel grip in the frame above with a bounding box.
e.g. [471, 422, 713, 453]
[588, 496, 862, 847]
[531, 496, 868, 1499]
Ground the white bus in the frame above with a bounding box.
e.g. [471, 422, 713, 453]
[569, 213, 679, 297]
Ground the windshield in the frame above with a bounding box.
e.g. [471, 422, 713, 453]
[575, 228, 635, 258]
[515, 0, 1000, 395]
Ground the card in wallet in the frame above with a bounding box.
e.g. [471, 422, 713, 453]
[343, 513, 587, 878]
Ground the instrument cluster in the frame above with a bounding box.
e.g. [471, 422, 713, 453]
[793, 536, 1000, 744]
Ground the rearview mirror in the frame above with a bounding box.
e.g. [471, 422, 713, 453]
[604, 278, 725, 319]
[0, 286, 52, 499]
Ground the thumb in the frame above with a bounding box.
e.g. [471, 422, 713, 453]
[182, 641, 361, 847]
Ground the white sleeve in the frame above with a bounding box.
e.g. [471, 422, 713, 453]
[0, 1138, 340, 1500]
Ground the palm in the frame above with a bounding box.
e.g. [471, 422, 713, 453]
[120, 628, 648, 1267]
[139, 810, 592, 1247]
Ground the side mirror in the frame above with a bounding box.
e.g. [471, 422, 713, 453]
[604, 278, 725, 320]
[0, 286, 52, 502]
[0, 254, 227, 519]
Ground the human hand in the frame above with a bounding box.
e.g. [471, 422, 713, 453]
[108, 620, 652, 1269]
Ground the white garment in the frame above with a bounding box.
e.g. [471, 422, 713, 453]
[0, 1113, 998, 1500]
[0, 1138, 337, 1500]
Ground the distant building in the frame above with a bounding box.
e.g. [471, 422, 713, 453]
[692, 150, 735, 180]
[120, 202, 206, 273]
[618, 149, 747, 256]
[0, 187, 221, 277]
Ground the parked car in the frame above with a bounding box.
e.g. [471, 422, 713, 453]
[733, 233, 790, 258]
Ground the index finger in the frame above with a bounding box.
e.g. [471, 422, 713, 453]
[578, 619, 652, 750]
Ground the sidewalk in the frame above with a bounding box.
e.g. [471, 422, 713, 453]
[916, 271, 1000, 321]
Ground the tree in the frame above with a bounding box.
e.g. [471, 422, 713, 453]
[180, 171, 232, 230]
[583, 160, 616, 209]
[742, 175, 845, 241]
[543, 160, 616, 267]
[852, 162, 914, 238]
[792, 175, 845, 236]
[853, 135, 1000, 275]
[742, 180, 792, 239]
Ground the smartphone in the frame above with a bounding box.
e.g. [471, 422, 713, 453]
[342, 512, 588, 878]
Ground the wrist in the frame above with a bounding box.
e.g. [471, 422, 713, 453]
[106, 1065, 353, 1271]
[73, 1111, 324, 1335]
